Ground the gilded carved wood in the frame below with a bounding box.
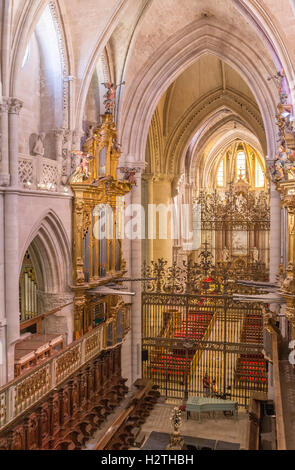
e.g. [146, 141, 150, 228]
[70, 114, 131, 338]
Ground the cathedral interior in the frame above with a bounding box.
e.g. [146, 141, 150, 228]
[1, 0, 295, 452]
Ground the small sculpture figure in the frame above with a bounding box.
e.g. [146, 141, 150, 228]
[101, 81, 125, 114]
[112, 138, 121, 152]
[282, 262, 295, 294]
[71, 150, 94, 182]
[119, 167, 138, 186]
[252, 246, 259, 263]
[86, 125, 94, 140]
[32, 133, 45, 157]
[270, 145, 295, 183]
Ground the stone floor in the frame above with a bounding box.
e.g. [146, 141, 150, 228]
[83, 395, 249, 450]
[131, 402, 249, 450]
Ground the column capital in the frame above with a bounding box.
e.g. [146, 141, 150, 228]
[52, 128, 65, 138]
[282, 194, 295, 213]
[7, 98, 23, 115]
[152, 173, 174, 183]
[0, 174, 10, 187]
[141, 172, 154, 182]
[0, 98, 9, 113]
[122, 157, 146, 172]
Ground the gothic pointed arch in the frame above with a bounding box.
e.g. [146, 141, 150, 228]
[147, 108, 164, 175]
[20, 210, 71, 295]
[164, 88, 265, 177]
[120, 21, 279, 162]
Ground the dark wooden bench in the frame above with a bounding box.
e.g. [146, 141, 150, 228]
[94, 379, 159, 450]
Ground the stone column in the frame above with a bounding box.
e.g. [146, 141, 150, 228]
[142, 173, 154, 263]
[53, 128, 64, 187]
[0, 98, 9, 186]
[0, 191, 7, 385]
[184, 181, 194, 253]
[125, 161, 146, 383]
[63, 129, 74, 183]
[68, 129, 84, 181]
[269, 185, 281, 282]
[2, 99, 23, 381]
[151, 174, 173, 263]
[53, 129, 64, 164]
[4, 189, 19, 381]
[8, 98, 23, 187]
[267, 185, 282, 401]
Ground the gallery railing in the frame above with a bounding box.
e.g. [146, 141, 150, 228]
[0, 313, 127, 432]
[18, 154, 61, 190]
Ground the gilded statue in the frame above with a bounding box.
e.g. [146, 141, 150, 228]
[282, 262, 295, 294]
[101, 81, 125, 114]
[252, 246, 259, 263]
[271, 145, 295, 183]
[71, 151, 94, 182]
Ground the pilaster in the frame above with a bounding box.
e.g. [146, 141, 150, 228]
[122, 160, 146, 382]
[0, 98, 9, 186]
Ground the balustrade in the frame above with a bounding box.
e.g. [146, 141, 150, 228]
[0, 341, 128, 450]
[18, 154, 61, 191]
[0, 317, 125, 433]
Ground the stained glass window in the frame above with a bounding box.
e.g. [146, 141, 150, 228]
[236, 151, 246, 179]
[256, 160, 264, 187]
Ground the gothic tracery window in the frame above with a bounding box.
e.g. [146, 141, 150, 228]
[236, 150, 247, 180]
[214, 142, 265, 190]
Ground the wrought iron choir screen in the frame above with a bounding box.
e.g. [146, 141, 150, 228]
[142, 255, 268, 407]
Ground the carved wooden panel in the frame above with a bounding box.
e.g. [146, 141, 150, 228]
[27, 412, 39, 450]
[0, 436, 9, 450]
[0, 345, 125, 450]
[70, 378, 80, 419]
[40, 403, 50, 448]
[51, 393, 61, 439]
[11, 425, 26, 450]
[61, 386, 71, 427]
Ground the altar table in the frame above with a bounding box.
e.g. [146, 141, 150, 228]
[186, 396, 238, 421]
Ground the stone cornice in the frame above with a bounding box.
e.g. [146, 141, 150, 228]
[0, 188, 73, 199]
